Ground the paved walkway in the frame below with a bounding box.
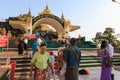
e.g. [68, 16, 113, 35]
[79, 67, 120, 80]
[0, 50, 120, 80]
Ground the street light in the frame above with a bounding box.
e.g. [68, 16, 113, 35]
[112, 0, 120, 4]
[112, 0, 116, 2]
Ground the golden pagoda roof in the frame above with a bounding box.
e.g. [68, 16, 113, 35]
[42, 5, 52, 14]
[9, 20, 26, 30]
[10, 24, 25, 30]
[70, 25, 80, 32]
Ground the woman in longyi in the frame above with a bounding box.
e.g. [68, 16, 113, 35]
[97, 40, 112, 80]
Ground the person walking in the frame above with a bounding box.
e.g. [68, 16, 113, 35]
[64, 38, 81, 80]
[23, 37, 28, 56]
[57, 42, 66, 71]
[30, 42, 54, 80]
[18, 37, 24, 56]
[32, 39, 39, 55]
[97, 40, 112, 80]
[37, 36, 42, 45]
[49, 50, 55, 68]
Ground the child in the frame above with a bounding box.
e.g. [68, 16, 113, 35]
[49, 50, 55, 67]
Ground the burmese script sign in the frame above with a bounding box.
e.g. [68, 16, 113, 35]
[0, 36, 8, 47]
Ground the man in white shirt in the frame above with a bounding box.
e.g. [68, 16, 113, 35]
[37, 36, 42, 45]
[106, 41, 114, 58]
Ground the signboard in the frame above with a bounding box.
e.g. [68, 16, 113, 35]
[0, 36, 9, 47]
[24, 34, 36, 39]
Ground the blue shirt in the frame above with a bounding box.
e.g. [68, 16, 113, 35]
[64, 45, 81, 68]
[33, 42, 39, 51]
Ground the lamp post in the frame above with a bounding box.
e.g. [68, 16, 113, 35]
[112, 0, 116, 2]
[112, 0, 120, 4]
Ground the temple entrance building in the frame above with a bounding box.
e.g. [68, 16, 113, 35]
[8, 5, 80, 40]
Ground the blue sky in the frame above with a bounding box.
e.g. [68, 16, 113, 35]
[0, 0, 120, 40]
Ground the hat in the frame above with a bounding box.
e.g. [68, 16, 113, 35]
[69, 38, 76, 44]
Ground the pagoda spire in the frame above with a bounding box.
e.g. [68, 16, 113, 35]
[27, 8, 31, 17]
[28, 8, 31, 14]
[46, 4, 49, 9]
[61, 12, 65, 21]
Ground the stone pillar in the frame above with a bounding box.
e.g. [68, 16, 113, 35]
[58, 31, 63, 40]
[26, 17, 32, 34]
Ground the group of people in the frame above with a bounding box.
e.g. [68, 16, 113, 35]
[29, 38, 81, 80]
[17, 36, 28, 56]
[29, 37, 114, 80]
[16, 35, 43, 57]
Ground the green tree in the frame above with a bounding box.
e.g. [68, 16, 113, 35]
[93, 27, 119, 48]
[92, 32, 102, 46]
[102, 27, 115, 43]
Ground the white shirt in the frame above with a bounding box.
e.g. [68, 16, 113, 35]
[51, 55, 55, 66]
[106, 44, 114, 57]
[24, 39, 28, 44]
[37, 38, 42, 45]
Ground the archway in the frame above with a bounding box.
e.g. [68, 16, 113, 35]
[32, 14, 65, 40]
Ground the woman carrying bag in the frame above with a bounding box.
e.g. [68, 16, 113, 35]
[97, 40, 112, 80]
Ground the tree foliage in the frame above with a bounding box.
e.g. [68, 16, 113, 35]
[93, 27, 120, 49]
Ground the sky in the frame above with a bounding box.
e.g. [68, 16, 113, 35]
[0, 0, 120, 41]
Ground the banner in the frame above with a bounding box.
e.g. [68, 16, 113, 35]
[0, 36, 9, 47]
[24, 34, 36, 39]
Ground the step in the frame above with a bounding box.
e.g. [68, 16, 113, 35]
[15, 71, 34, 75]
[15, 67, 31, 72]
[113, 62, 120, 65]
[80, 60, 100, 64]
[79, 63, 101, 68]
[16, 63, 30, 67]
[15, 60, 31, 64]
[113, 59, 120, 62]
[14, 75, 34, 80]
[11, 58, 31, 61]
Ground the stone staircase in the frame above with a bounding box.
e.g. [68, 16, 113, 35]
[11, 58, 32, 80]
[11, 55, 120, 80]
[80, 55, 120, 68]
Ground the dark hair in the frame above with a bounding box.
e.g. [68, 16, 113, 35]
[100, 40, 107, 49]
[108, 40, 112, 44]
[61, 42, 65, 45]
[39, 42, 47, 47]
[69, 38, 76, 45]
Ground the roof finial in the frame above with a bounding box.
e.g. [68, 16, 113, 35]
[28, 7, 31, 14]
[46, 4, 48, 9]
[27, 7, 31, 17]
[61, 12, 65, 20]
[42, 4, 52, 14]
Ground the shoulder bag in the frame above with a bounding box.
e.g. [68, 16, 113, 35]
[103, 49, 113, 67]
